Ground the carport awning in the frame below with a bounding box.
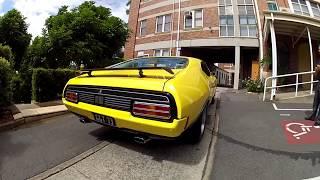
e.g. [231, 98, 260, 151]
[264, 11, 320, 40]
[263, 11, 318, 99]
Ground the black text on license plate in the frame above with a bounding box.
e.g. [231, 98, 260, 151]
[93, 113, 116, 126]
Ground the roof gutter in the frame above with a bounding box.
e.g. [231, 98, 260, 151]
[253, 0, 264, 79]
[176, 0, 181, 56]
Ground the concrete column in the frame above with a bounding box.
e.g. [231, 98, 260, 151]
[270, 21, 277, 100]
[234, 46, 240, 89]
[232, 0, 240, 37]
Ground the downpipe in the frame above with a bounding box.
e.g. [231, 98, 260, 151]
[133, 136, 151, 144]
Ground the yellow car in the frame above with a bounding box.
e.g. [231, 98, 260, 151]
[63, 57, 217, 143]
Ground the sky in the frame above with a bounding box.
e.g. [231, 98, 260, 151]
[0, 0, 128, 38]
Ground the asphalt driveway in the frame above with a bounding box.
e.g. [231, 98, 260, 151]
[211, 91, 320, 180]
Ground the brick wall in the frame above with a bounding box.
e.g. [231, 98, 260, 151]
[124, 0, 141, 59]
[125, 0, 262, 59]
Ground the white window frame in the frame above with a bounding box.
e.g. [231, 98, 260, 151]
[237, 0, 257, 37]
[291, 0, 310, 15]
[184, 9, 203, 29]
[219, 15, 235, 37]
[219, 0, 234, 37]
[139, 20, 147, 36]
[310, 1, 320, 17]
[153, 49, 171, 56]
[155, 14, 171, 33]
[239, 15, 257, 37]
[266, 0, 278, 11]
[236, 0, 253, 5]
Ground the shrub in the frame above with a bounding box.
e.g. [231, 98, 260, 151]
[11, 69, 32, 103]
[32, 68, 77, 102]
[0, 58, 12, 106]
[242, 79, 264, 93]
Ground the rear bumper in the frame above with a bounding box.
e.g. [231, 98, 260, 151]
[63, 98, 187, 138]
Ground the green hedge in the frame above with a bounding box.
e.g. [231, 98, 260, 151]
[11, 69, 32, 103]
[0, 58, 12, 106]
[32, 68, 77, 102]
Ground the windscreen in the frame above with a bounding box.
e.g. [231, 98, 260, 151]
[110, 57, 188, 69]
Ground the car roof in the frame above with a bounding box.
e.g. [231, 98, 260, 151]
[135, 56, 202, 63]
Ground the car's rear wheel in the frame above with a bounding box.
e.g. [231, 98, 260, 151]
[211, 96, 215, 104]
[188, 104, 208, 143]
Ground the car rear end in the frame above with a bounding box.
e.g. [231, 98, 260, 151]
[62, 57, 189, 138]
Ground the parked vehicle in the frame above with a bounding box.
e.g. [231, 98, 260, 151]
[62, 57, 217, 143]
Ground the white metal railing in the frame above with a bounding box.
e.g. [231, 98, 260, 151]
[263, 71, 318, 101]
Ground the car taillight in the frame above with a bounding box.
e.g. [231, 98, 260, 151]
[132, 101, 171, 120]
[65, 91, 78, 103]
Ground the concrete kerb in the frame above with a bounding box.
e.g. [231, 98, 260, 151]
[28, 141, 112, 180]
[0, 105, 68, 132]
[202, 97, 220, 180]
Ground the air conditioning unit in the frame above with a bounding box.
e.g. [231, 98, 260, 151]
[185, 11, 193, 18]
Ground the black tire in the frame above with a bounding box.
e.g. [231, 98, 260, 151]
[188, 104, 208, 143]
[211, 96, 215, 104]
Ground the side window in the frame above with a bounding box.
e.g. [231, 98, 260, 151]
[201, 62, 211, 76]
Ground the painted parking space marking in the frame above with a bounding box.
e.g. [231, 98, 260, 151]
[273, 103, 312, 111]
[304, 176, 320, 180]
[280, 114, 291, 117]
[281, 120, 320, 144]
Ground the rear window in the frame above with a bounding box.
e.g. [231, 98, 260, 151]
[110, 57, 188, 69]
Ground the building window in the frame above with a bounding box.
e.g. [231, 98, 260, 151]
[237, 0, 257, 37]
[292, 0, 310, 15]
[139, 20, 147, 36]
[184, 9, 203, 29]
[219, 0, 234, 36]
[311, 1, 320, 17]
[156, 14, 171, 33]
[267, 0, 278, 11]
[239, 15, 256, 36]
[154, 49, 170, 56]
[220, 16, 234, 36]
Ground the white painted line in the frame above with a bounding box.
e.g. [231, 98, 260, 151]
[280, 114, 291, 117]
[303, 176, 320, 180]
[272, 103, 312, 111]
[272, 103, 278, 110]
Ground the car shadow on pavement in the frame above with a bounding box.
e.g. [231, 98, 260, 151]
[217, 132, 320, 166]
[89, 126, 211, 166]
[0, 132, 28, 179]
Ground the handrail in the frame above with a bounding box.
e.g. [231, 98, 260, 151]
[263, 71, 318, 101]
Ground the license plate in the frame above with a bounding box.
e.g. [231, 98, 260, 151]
[93, 113, 116, 127]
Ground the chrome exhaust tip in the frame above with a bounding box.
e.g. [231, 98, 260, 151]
[133, 136, 151, 144]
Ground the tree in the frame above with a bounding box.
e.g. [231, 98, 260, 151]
[0, 58, 13, 106]
[22, 36, 49, 68]
[0, 44, 13, 64]
[0, 9, 32, 70]
[42, 1, 129, 68]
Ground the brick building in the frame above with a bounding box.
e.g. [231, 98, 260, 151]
[124, 0, 320, 90]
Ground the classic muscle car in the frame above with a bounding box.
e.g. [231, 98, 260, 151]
[62, 56, 217, 143]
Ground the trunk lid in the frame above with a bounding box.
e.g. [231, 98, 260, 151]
[68, 69, 182, 91]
